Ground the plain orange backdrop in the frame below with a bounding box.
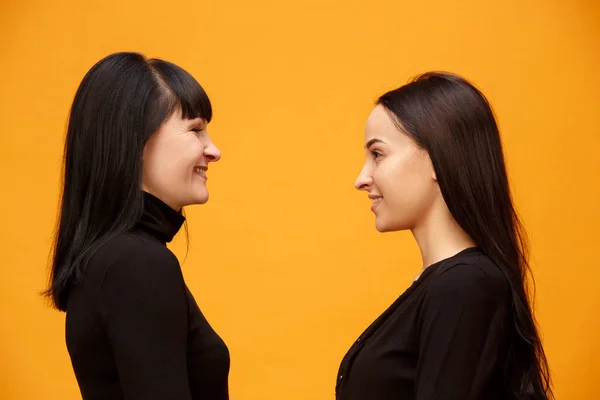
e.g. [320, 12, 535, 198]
[0, 0, 598, 399]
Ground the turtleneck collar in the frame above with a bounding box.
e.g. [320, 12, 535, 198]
[136, 191, 185, 244]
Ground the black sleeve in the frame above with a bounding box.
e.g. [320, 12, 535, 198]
[415, 264, 510, 400]
[100, 244, 192, 400]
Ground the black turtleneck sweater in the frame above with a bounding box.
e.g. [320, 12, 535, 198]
[65, 192, 230, 400]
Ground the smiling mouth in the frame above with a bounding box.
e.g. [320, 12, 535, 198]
[370, 197, 382, 211]
[193, 166, 206, 176]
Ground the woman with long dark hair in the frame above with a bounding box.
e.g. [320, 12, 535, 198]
[45, 52, 229, 399]
[336, 72, 552, 399]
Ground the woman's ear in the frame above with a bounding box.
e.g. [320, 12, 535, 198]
[428, 156, 437, 181]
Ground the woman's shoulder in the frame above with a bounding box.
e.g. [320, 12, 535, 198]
[86, 232, 181, 286]
[425, 250, 510, 303]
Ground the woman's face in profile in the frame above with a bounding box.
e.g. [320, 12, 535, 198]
[354, 105, 438, 233]
[141, 110, 221, 210]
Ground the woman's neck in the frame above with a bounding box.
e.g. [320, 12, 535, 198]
[411, 198, 476, 270]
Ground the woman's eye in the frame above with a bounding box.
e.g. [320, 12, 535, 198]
[371, 150, 382, 159]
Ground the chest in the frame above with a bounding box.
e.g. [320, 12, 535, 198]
[185, 288, 230, 382]
[336, 290, 424, 400]
[184, 289, 230, 398]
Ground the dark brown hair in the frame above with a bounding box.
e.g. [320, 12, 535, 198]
[45, 52, 211, 311]
[378, 72, 552, 399]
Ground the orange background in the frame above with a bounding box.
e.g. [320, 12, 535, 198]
[1, 0, 598, 399]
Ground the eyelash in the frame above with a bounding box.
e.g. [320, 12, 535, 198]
[370, 150, 382, 159]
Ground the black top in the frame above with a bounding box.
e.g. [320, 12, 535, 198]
[66, 192, 230, 400]
[336, 247, 513, 400]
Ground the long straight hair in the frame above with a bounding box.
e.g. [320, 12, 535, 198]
[44, 52, 212, 311]
[378, 72, 552, 399]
